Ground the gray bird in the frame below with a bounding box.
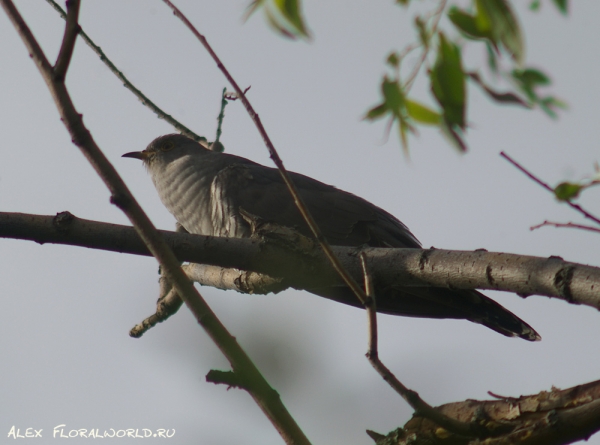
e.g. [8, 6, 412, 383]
[123, 133, 540, 341]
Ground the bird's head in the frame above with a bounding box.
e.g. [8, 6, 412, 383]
[122, 134, 209, 169]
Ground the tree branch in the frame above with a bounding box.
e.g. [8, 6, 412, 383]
[379, 379, 600, 445]
[45, 0, 206, 143]
[531, 220, 600, 234]
[2, 211, 599, 312]
[53, 0, 79, 80]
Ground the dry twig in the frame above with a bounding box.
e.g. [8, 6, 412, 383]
[360, 253, 477, 438]
[530, 220, 600, 234]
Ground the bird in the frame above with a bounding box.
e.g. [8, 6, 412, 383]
[123, 133, 540, 341]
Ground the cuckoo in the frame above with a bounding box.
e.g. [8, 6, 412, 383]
[123, 133, 540, 341]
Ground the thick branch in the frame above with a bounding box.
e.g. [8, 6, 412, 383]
[379, 379, 600, 445]
[1, 211, 599, 311]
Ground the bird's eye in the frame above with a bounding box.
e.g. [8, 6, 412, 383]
[160, 141, 175, 152]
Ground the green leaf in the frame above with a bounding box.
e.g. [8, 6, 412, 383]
[448, 7, 491, 40]
[381, 77, 405, 117]
[406, 99, 441, 125]
[529, 0, 541, 11]
[263, 5, 297, 39]
[552, 0, 568, 15]
[396, 0, 410, 5]
[477, 0, 524, 64]
[414, 17, 429, 47]
[474, 0, 493, 35]
[514, 68, 550, 86]
[440, 121, 468, 152]
[510, 68, 565, 117]
[430, 33, 466, 129]
[243, 0, 265, 21]
[364, 104, 389, 121]
[512, 68, 551, 102]
[554, 182, 582, 201]
[538, 96, 567, 118]
[273, 0, 310, 38]
[398, 120, 409, 155]
[386, 52, 400, 68]
[485, 42, 499, 73]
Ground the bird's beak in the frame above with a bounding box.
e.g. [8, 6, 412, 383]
[122, 151, 145, 160]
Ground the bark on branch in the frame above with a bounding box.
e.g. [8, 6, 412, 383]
[2, 211, 599, 311]
[373, 379, 600, 445]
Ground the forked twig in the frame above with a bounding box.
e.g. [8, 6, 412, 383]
[359, 253, 478, 438]
[501, 151, 600, 226]
[45, 0, 205, 143]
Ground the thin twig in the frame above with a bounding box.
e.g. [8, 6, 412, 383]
[45, 0, 206, 143]
[359, 255, 478, 437]
[360, 253, 378, 357]
[530, 220, 600, 234]
[403, 0, 447, 93]
[53, 0, 79, 80]
[1, 2, 309, 445]
[210, 87, 228, 151]
[161, 0, 370, 310]
[501, 151, 600, 226]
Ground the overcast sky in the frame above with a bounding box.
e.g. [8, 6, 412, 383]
[1, 1, 599, 444]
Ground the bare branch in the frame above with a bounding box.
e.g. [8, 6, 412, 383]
[361, 254, 479, 437]
[1, 3, 309, 444]
[386, 379, 600, 445]
[131, 264, 285, 338]
[501, 151, 600, 226]
[130, 287, 183, 338]
[360, 253, 377, 357]
[531, 220, 600, 234]
[45, 0, 206, 143]
[1, 211, 599, 312]
[53, 0, 80, 80]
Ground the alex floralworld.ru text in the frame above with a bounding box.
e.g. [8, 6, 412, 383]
[7, 425, 176, 439]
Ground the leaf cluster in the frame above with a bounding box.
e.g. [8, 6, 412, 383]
[245, 0, 568, 152]
[363, 0, 567, 152]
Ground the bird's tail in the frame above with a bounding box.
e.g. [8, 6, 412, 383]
[311, 285, 540, 341]
[459, 290, 540, 341]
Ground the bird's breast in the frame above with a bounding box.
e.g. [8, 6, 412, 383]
[151, 156, 248, 238]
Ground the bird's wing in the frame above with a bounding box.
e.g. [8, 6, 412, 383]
[212, 159, 421, 248]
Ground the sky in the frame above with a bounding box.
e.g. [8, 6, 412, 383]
[1, 1, 599, 444]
